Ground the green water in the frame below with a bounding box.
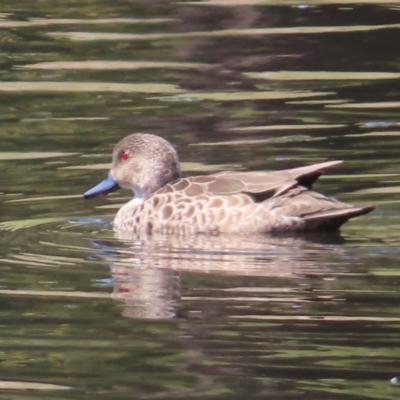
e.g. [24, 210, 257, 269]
[0, 1, 400, 399]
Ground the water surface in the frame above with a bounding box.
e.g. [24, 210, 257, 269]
[0, 1, 400, 399]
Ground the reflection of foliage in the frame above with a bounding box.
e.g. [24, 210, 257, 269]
[0, 31, 20, 43]
[0, 302, 198, 394]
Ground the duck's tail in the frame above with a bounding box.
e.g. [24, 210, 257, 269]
[301, 204, 375, 231]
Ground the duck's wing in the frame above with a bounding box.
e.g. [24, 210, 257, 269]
[216, 160, 342, 190]
[159, 160, 342, 201]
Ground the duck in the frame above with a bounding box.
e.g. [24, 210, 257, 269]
[83, 133, 374, 234]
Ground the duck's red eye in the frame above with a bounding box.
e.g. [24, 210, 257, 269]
[121, 151, 129, 161]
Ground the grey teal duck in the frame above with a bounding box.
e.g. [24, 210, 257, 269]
[84, 133, 374, 234]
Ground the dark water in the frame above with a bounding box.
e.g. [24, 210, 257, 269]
[0, 1, 400, 399]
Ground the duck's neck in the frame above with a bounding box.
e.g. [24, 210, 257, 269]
[131, 185, 145, 201]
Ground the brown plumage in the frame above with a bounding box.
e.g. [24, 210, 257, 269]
[83, 133, 374, 234]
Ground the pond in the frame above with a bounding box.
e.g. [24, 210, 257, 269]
[0, 1, 400, 399]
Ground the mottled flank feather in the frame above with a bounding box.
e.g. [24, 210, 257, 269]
[84, 133, 374, 234]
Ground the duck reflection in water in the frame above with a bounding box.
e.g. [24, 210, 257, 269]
[93, 233, 355, 320]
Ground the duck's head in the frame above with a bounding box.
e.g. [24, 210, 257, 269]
[83, 133, 180, 200]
